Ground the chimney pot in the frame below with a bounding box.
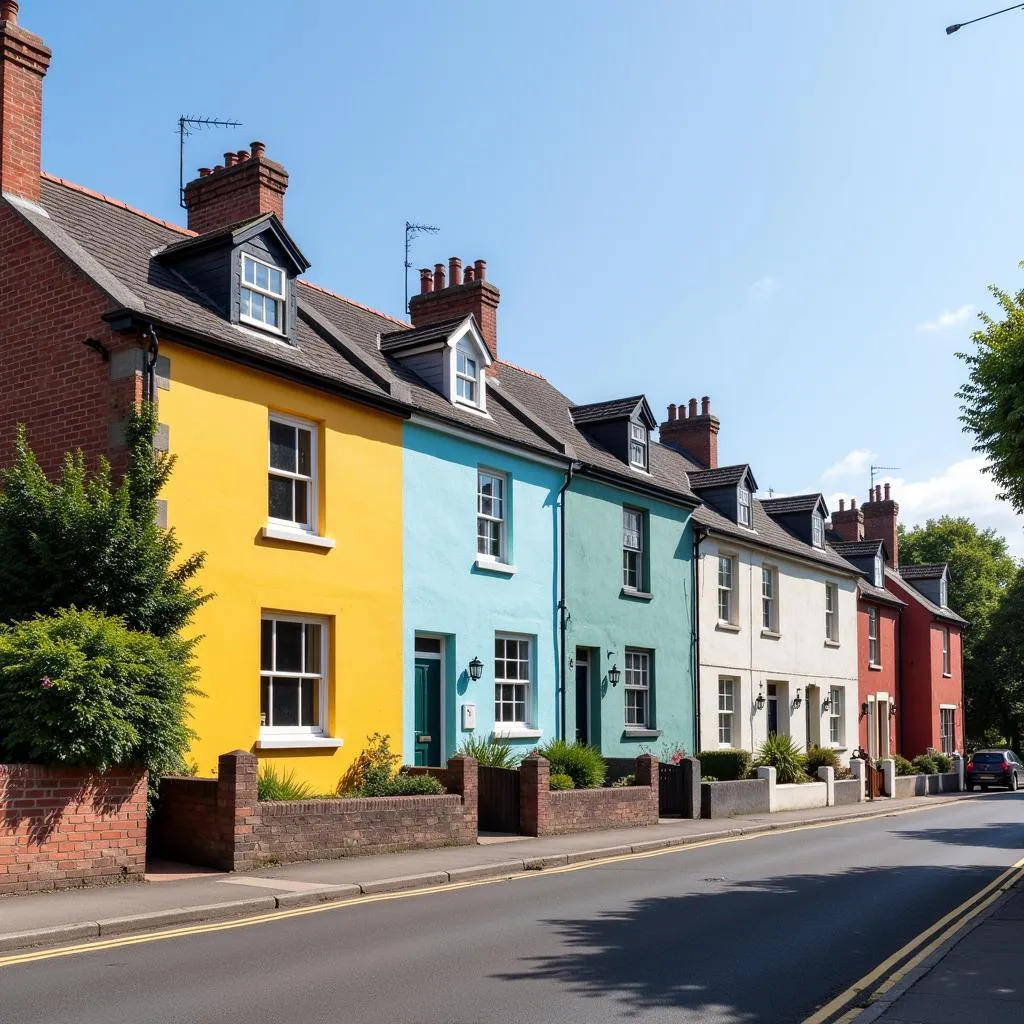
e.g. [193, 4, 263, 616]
[250, 140, 265, 158]
[213, 165, 224, 172]
[688, 398, 698, 418]
[884, 482, 891, 500]
[224, 152, 236, 167]
[667, 403, 677, 422]
[198, 167, 211, 177]
[0, 1, 18, 23]
[839, 498, 845, 511]
[236, 149, 249, 162]
[474, 259, 486, 281]
[433, 263, 446, 290]
[851, 498, 857, 510]
[464, 265, 475, 283]
[701, 396, 710, 416]
[449, 257, 462, 287]
[419, 268, 433, 294]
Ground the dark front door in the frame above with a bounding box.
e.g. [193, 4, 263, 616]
[575, 647, 590, 745]
[414, 657, 441, 766]
[767, 683, 779, 737]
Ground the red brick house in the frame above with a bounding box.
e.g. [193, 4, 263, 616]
[830, 486, 967, 758]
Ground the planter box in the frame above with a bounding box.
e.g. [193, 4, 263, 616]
[833, 779, 861, 805]
[700, 778, 769, 818]
[892, 772, 960, 798]
[0, 763, 147, 894]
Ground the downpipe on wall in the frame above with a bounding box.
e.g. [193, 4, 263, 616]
[558, 460, 583, 742]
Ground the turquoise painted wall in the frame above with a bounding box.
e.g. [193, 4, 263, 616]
[402, 423, 563, 764]
[564, 477, 696, 758]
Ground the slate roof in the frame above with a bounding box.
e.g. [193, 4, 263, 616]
[831, 539, 885, 559]
[858, 578, 905, 608]
[570, 396, 647, 424]
[885, 567, 967, 625]
[687, 464, 753, 490]
[898, 564, 947, 581]
[378, 317, 468, 353]
[760, 493, 825, 516]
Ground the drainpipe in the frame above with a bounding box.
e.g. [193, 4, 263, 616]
[692, 523, 708, 754]
[143, 324, 160, 403]
[558, 460, 583, 742]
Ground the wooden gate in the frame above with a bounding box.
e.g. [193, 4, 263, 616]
[867, 763, 884, 799]
[659, 762, 684, 816]
[478, 765, 520, 833]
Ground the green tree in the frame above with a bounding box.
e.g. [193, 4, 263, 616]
[958, 266, 1024, 514]
[0, 402, 208, 636]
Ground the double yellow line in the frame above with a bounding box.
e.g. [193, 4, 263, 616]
[803, 853, 1024, 1024]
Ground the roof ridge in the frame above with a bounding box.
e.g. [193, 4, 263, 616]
[41, 172, 195, 237]
[495, 357, 544, 380]
[298, 279, 409, 328]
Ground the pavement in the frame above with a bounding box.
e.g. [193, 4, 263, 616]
[0, 791, 975, 957]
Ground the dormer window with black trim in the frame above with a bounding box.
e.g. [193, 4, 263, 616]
[629, 422, 648, 470]
[812, 511, 824, 548]
[738, 484, 752, 527]
[241, 254, 285, 332]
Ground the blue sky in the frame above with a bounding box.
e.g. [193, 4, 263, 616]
[29, 1, 1024, 553]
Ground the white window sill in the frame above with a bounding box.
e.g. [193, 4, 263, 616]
[715, 621, 741, 633]
[474, 557, 517, 575]
[868, 663, 883, 671]
[262, 525, 336, 549]
[761, 629, 781, 640]
[255, 736, 344, 750]
[492, 727, 542, 740]
[623, 728, 662, 739]
[942, 673, 953, 679]
[620, 587, 654, 601]
[824, 638, 841, 648]
[452, 397, 489, 417]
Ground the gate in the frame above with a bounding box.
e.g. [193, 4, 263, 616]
[478, 765, 520, 833]
[659, 762, 684, 816]
[867, 763, 884, 799]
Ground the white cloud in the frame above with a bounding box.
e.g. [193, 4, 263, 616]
[822, 448, 876, 480]
[748, 275, 779, 301]
[827, 457, 1024, 559]
[915, 304, 975, 333]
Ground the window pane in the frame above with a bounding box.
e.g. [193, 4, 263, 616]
[304, 624, 321, 674]
[271, 677, 299, 727]
[244, 257, 256, 285]
[268, 267, 283, 295]
[240, 288, 252, 316]
[260, 677, 270, 723]
[266, 298, 280, 328]
[270, 421, 296, 472]
[261, 619, 272, 671]
[301, 677, 319, 728]
[269, 475, 293, 520]
[415, 636, 442, 654]
[296, 429, 312, 477]
[294, 479, 309, 526]
[254, 261, 270, 291]
[275, 621, 303, 672]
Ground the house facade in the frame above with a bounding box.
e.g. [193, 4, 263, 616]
[659, 404, 861, 761]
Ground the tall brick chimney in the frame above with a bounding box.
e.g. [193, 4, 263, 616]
[659, 396, 720, 469]
[408, 257, 500, 363]
[183, 140, 288, 234]
[0, 2, 51, 203]
[829, 497, 864, 542]
[862, 484, 900, 567]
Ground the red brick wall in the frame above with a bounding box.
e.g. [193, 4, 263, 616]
[0, 763, 147, 894]
[519, 753, 659, 837]
[857, 599, 899, 755]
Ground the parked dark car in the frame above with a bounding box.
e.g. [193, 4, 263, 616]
[965, 749, 1024, 791]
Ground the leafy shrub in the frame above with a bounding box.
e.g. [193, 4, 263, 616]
[455, 735, 521, 768]
[701, 776, 718, 783]
[805, 746, 840, 777]
[337, 732, 400, 795]
[912, 754, 939, 775]
[537, 739, 605, 789]
[754, 734, 808, 784]
[550, 772, 574, 790]
[696, 749, 752, 782]
[933, 753, 954, 774]
[0, 608, 198, 779]
[894, 754, 916, 776]
[258, 764, 315, 801]
[611, 774, 636, 788]
[384, 772, 446, 796]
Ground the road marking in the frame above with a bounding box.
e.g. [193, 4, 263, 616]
[0, 799, 999, 969]
[801, 855, 1024, 1024]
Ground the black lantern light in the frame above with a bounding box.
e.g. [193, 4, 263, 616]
[821, 694, 833, 714]
[792, 688, 803, 711]
[861, 702, 870, 718]
[468, 657, 484, 682]
[754, 684, 766, 712]
[889, 703, 897, 718]
[608, 664, 621, 687]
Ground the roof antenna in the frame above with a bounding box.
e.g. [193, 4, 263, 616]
[178, 115, 243, 208]
[870, 464, 900, 491]
[405, 221, 439, 314]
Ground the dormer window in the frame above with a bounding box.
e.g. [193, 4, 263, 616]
[874, 553, 883, 588]
[456, 348, 478, 404]
[812, 512, 824, 548]
[629, 422, 648, 469]
[738, 485, 752, 527]
[241, 254, 285, 332]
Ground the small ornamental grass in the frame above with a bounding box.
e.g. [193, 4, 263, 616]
[805, 745, 840, 777]
[337, 733, 445, 797]
[536, 739, 606, 789]
[549, 772, 575, 790]
[754, 734, 808, 784]
[258, 764, 316, 802]
[455, 735, 521, 768]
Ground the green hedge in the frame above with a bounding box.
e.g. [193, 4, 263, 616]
[894, 754, 915, 776]
[550, 772, 574, 790]
[805, 746, 840, 777]
[696, 749, 752, 782]
[537, 739, 605, 789]
[912, 754, 939, 775]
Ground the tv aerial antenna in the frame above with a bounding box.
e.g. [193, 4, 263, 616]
[405, 221, 439, 314]
[870, 464, 900, 490]
[178, 115, 243, 208]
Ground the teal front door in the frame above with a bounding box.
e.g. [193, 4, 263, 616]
[414, 658, 441, 766]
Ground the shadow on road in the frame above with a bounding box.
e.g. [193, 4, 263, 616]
[492, 861, 1016, 1023]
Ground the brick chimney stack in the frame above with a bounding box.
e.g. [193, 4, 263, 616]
[0, 2, 51, 203]
[862, 485, 900, 567]
[658, 396, 720, 469]
[183, 140, 288, 235]
[829, 496, 864, 542]
[409, 257, 500, 363]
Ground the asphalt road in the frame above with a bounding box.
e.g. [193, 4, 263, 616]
[2, 795, 1023, 1024]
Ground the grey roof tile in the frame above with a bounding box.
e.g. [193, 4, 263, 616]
[885, 567, 967, 625]
[760, 493, 826, 516]
[898, 563, 947, 581]
[378, 317, 469, 353]
[832, 539, 885, 559]
[570, 396, 646, 424]
[689, 464, 752, 490]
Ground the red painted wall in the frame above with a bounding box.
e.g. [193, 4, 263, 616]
[856, 599, 899, 755]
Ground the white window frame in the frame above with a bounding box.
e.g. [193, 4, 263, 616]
[738, 485, 752, 527]
[477, 469, 507, 563]
[825, 583, 838, 642]
[268, 413, 317, 534]
[873, 554, 883, 588]
[623, 506, 644, 591]
[939, 706, 955, 755]
[240, 253, 286, 334]
[494, 633, 531, 728]
[718, 554, 736, 623]
[455, 344, 479, 407]
[942, 626, 951, 675]
[940, 576, 948, 608]
[260, 613, 328, 737]
[761, 564, 777, 632]
[828, 686, 843, 746]
[624, 648, 651, 728]
[812, 512, 823, 548]
[868, 606, 880, 666]
[718, 677, 736, 747]
[629, 422, 648, 470]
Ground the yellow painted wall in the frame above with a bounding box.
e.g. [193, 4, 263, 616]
[158, 341, 404, 791]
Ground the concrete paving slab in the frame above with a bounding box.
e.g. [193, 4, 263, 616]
[875, 991, 1024, 1022]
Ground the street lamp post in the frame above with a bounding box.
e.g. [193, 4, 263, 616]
[946, 2, 1024, 34]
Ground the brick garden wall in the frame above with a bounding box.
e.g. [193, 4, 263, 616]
[0, 763, 147, 894]
[151, 751, 478, 871]
[519, 753, 659, 837]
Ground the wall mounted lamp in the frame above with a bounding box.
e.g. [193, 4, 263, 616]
[468, 657, 483, 682]
[821, 694, 833, 714]
[608, 664, 621, 687]
[861, 702, 870, 718]
[754, 683, 766, 712]
[792, 688, 803, 711]
[889, 703, 897, 718]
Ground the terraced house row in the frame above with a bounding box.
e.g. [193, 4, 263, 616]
[0, 6, 966, 789]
